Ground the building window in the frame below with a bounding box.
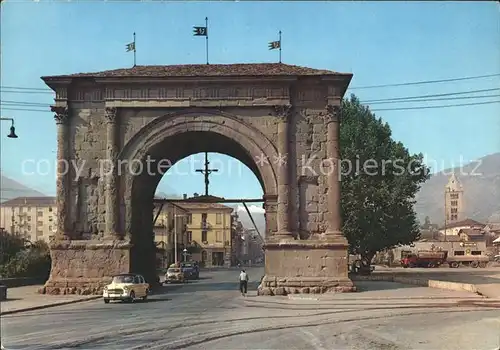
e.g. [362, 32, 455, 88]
[202, 231, 207, 242]
[37, 221, 43, 226]
[216, 231, 222, 242]
[187, 231, 192, 243]
[187, 214, 192, 224]
[216, 213, 222, 224]
[27, 216, 31, 222]
[454, 251, 465, 256]
[451, 208, 457, 214]
[48, 226, 52, 231]
[27, 207, 32, 212]
[27, 225, 31, 231]
[37, 211, 43, 217]
[48, 207, 52, 212]
[49, 217, 53, 222]
[450, 193, 459, 200]
[451, 214, 457, 220]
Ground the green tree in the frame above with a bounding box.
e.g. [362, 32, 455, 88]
[0, 237, 51, 278]
[0, 231, 25, 265]
[340, 95, 430, 264]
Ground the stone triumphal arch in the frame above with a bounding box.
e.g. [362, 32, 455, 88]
[40, 63, 355, 295]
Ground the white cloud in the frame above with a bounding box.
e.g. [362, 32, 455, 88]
[236, 204, 265, 214]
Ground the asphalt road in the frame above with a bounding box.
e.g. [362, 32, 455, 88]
[1, 267, 500, 350]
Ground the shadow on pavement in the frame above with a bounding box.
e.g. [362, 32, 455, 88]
[143, 296, 171, 303]
[166, 280, 261, 293]
[1, 298, 22, 302]
[353, 280, 419, 292]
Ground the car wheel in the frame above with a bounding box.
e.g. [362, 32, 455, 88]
[129, 291, 135, 303]
[104, 299, 110, 304]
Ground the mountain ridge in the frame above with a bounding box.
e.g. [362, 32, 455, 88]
[414, 152, 500, 225]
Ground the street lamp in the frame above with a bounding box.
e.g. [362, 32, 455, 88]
[0, 117, 18, 138]
[173, 207, 187, 265]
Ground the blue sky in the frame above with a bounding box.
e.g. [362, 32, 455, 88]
[0, 1, 499, 199]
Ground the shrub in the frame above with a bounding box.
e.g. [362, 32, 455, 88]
[0, 239, 51, 279]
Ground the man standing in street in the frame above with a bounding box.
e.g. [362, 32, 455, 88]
[239, 269, 249, 296]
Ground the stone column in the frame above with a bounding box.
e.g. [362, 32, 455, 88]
[104, 107, 120, 239]
[273, 105, 294, 239]
[51, 106, 71, 239]
[324, 105, 343, 237]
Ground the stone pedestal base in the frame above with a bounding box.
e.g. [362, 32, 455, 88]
[258, 240, 356, 296]
[39, 240, 132, 295]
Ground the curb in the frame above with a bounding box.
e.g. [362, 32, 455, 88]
[352, 274, 482, 296]
[0, 296, 101, 316]
[288, 296, 319, 301]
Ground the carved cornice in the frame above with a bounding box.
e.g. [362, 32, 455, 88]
[51, 106, 69, 125]
[104, 107, 118, 124]
[271, 104, 293, 122]
[324, 104, 341, 124]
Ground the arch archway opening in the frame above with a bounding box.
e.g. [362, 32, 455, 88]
[129, 131, 273, 281]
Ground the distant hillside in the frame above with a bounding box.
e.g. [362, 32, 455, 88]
[230, 204, 266, 236]
[0, 174, 46, 203]
[415, 152, 500, 225]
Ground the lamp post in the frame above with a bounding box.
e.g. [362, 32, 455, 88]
[183, 248, 188, 262]
[0, 117, 18, 138]
[173, 207, 187, 265]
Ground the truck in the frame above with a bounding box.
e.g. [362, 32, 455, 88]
[401, 250, 448, 268]
[446, 254, 488, 268]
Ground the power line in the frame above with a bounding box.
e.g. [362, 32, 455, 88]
[1, 100, 51, 107]
[0, 89, 53, 94]
[3, 88, 500, 109]
[0, 107, 50, 113]
[349, 73, 500, 90]
[1, 72, 500, 93]
[1, 86, 51, 91]
[365, 94, 500, 105]
[362, 88, 500, 103]
[370, 100, 500, 112]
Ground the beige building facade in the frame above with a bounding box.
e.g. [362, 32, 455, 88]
[0, 197, 57, 243]
[178, 197, 233, 267]
[444, 173, 465, 226]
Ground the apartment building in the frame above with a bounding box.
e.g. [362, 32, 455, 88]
[0, 196, 57, 243]
[174, 195, 234, 267]
[153, 201, 189, 268]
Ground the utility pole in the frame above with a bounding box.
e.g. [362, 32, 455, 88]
[444, 187, 448, 242]
[195, 152, 218, 196]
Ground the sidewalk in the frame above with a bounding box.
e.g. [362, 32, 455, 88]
[0, 285, 100, 315]
[354, 268, 500, 299]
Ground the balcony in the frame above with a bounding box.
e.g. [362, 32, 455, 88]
[200, 221, 212, 230]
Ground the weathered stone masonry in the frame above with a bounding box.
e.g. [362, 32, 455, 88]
[40, 63, 354, 295]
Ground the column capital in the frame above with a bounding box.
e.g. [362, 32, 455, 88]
[51, 106, 69, 125]
[324, 104, 341, 124]
[271, 104, 292, 122]
[104, 107, 118, 124]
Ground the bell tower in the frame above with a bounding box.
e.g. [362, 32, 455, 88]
[444, 173, 465, 225]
